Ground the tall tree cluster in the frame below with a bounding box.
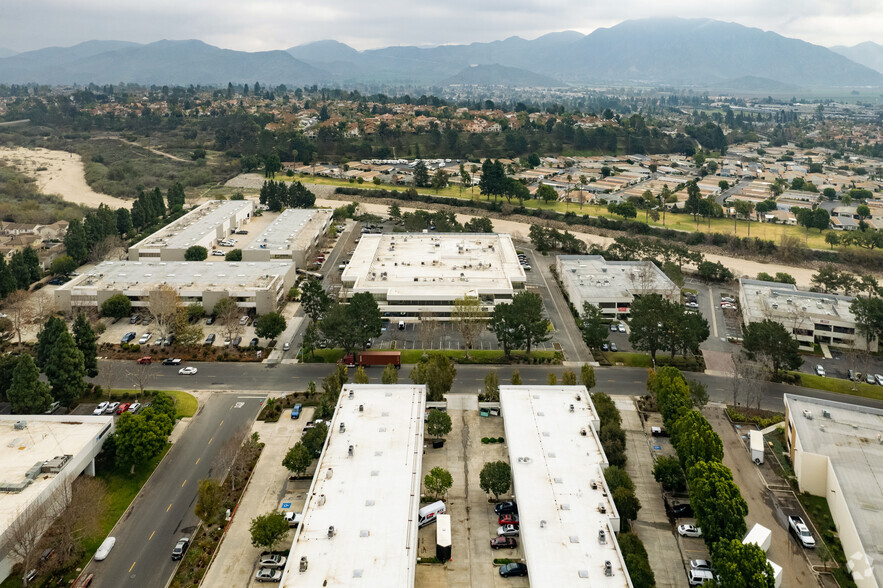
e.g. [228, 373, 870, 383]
[258, 180, 316, 212]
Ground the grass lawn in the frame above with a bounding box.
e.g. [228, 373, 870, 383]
[792, 373, 883, 402]
[606, 352, 652, 367]
[285, 173, 838, 249]
[301, 347, 560, 365]
[110, 389, 198, 419]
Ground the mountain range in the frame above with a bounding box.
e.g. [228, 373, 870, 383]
[1, 18, 882, 90]
[830, 42, 883, 75]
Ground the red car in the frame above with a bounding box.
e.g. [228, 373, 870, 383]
[498, 514, 519, 526]
[490, 536, 517, 550]
[137, 356, 152, 364]
[116, 403, 131, 414]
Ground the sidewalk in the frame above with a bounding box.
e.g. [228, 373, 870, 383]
[201, 406, 314, 587]
[615, 398, 684, 588]
[264, 303, 303, 364]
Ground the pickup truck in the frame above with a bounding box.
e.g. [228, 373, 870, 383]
[788, 515, 816, 548]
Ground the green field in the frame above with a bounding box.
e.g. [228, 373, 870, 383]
[110, 389, 198, 418]
[793, 373, 883, 402]
[301, 347, 561, 365]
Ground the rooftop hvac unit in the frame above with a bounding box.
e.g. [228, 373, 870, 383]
[14, 421, 27, 430]
[822, 410, 831, 418]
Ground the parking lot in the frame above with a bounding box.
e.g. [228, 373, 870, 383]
[97, 313, 263, 349]
[369, 321, 558, 353]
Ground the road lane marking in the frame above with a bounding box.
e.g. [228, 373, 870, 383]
[208, 437, 213, 445]
[219, 420, 224, 427]
[149, 530, 155, 541]
[195, 458, 200, 465]
[129, 561, 136, 573]
[182, 480, 187, 487]
[167, 503, 172, 512]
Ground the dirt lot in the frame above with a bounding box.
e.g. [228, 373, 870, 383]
[415, 398, 527, 588]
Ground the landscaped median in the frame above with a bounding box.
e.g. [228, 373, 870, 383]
[301, 348, 562, 365]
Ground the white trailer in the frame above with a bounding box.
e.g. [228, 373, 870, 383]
[768, 559, 783, 587]
[743, 523, 772, 552]
[749, 429, 764, 465]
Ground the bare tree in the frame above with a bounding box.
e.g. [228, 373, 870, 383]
[417, 311, 438, 350]
[5, 501, 51, 586]
[730, 352, 763, 408]
[147, 284, 179, 340]
[451, 296, 486, 358]
[98, 360, 122, 400]
[213, 426, 250, 492]
[628, 262, 661, 297]
[127, 362, 156, 397]
[213, 296, 243, 344]
[31, 294, 57, 326]
[89, 235, 127, 263]
[43, 477, 105, 572]
[5, 289, 32, 351]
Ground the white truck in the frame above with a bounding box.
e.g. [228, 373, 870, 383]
[418, 500, 446, 527]
[749, 429, 764, 465]
[742, 523, 772, 552]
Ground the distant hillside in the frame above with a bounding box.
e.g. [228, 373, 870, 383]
[2, 19, 882, 89]
[830, 42, 883, 74]
[0, 48, 16, 58]
[440, 64, 564, 87]
[0, 39, 329, 86]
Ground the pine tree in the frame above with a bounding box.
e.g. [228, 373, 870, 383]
[8, 354, 52, 414]
[73, 313, 99, 378]
[0, 257, 16, 297]
[35, 316, 67, 370]
[116, 207, 133, 237]
[44, 330, 86, 408]
[64, 218, 88, 264]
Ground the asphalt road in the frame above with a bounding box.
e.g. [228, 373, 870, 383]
[99, 360, 883, 413]
[86, 393, 265, 588]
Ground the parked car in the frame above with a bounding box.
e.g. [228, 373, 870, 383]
[162, 358, 182, 366]
[94, 402, 109, 415]
[618, 323, 626, 333]
[171, 537, 189, 560]
[121, 332, 137, 344]
[876, 374, 883, 386]
[211, 250, 225, 256]
[116, 403, 130, 414]
[255, 568, 282, 583]
[250, 337, 259, 348]
[690, 559, 712, 571]
[609, 323, 618, 332]
[498, 513, 519, 525]
[283, 342, 290, 351]
[601, 343, 609, 352]
[128, 403, 141, 413]
[179, 367, 198, 375]
[688, 569, 714, 586]
[678, 524, 702, 538]
[490, 536, 517, 550]
[205, 317, 214, 325]
[291, 404, 302, 419]
[498, 563, 528, 577]
[137, 356, 152, 364]
[138, 333, 153, 344]
[105, 402, 119, 414]
[610, 342, 618, 352]
[667, 501, 693, 518]
[496, 524, 519, 537]
[815, 364, 825, 377]
[231, 336, 242, 347]
[205, 334, 216, 345]
[239, 315, 250, 326]
[721, 296, 735, 303]
[129, 315, 141, 324]
[258, 553, 287, 568]
[94, 537, 115, 561]
[685, 302, 699, 309]
[163, 335, 175, 346]
[494, 501, 518, 515]
[788, 515, 816, 548]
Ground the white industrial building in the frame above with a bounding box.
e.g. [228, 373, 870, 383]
[499, 386, 633, 587]
[739, 279, 877, 352]
[0, 415, 115, 583]
[279, 384, 427, 588]
[784, 395, 883, 588]
[54, 260, 296, 316]
[128, 200, 254, 261]
[242, 208, 332, 266]
[341, 233, 526, 321]
[556, 255, 680, 318]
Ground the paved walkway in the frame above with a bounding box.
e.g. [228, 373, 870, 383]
[615, 398, 684, 588]
[201, 406, 314, 587]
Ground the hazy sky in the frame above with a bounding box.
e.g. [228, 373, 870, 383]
[2, 0, 880, 52]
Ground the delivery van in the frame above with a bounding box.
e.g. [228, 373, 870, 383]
[418, 501, 446, 527]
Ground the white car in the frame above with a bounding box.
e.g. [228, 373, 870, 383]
[721, 296, 735, 303]
[128, 402, 142, 413]
[815, 365, 825, 377]
[283, 342, 290, 351]
[211, 250, 226, 256]
[105, 402, 120, 414]
[255, 568, 282, 583]
[678, 524, 702, 538]
[258, 553, 287, 568]
[93, 401, 109, 415]
[618, 324, 626, 333]
[690, 559, 712, 570]
[497, 524, 520, 537]
[94, 537, 116, 561]
[139, 333, 153, 344]
[179, 367, 198, 375]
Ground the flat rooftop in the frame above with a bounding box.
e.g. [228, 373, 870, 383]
[558, 255, 678, 301]
[58, 260, 294, 291]
[0, 416, 113, 535]
[280, 384, 426, 588]
[246, 208, 331, 254]
[342, 233, 525, 300]
[131, 199, 252, 250]
[785, 395, 883, 586]
[500, 386, 632, 587]
[739, 278, 858, 326]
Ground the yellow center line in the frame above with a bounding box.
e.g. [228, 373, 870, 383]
[208, 437, 213, 445]
[149, 530, 155, 541]
[219, 420, 224, 427]
[129, 561, 136, 573]
[167, 503, 172, 512]
[195, 457, 200, 465]
[182, 479, 187, 487]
